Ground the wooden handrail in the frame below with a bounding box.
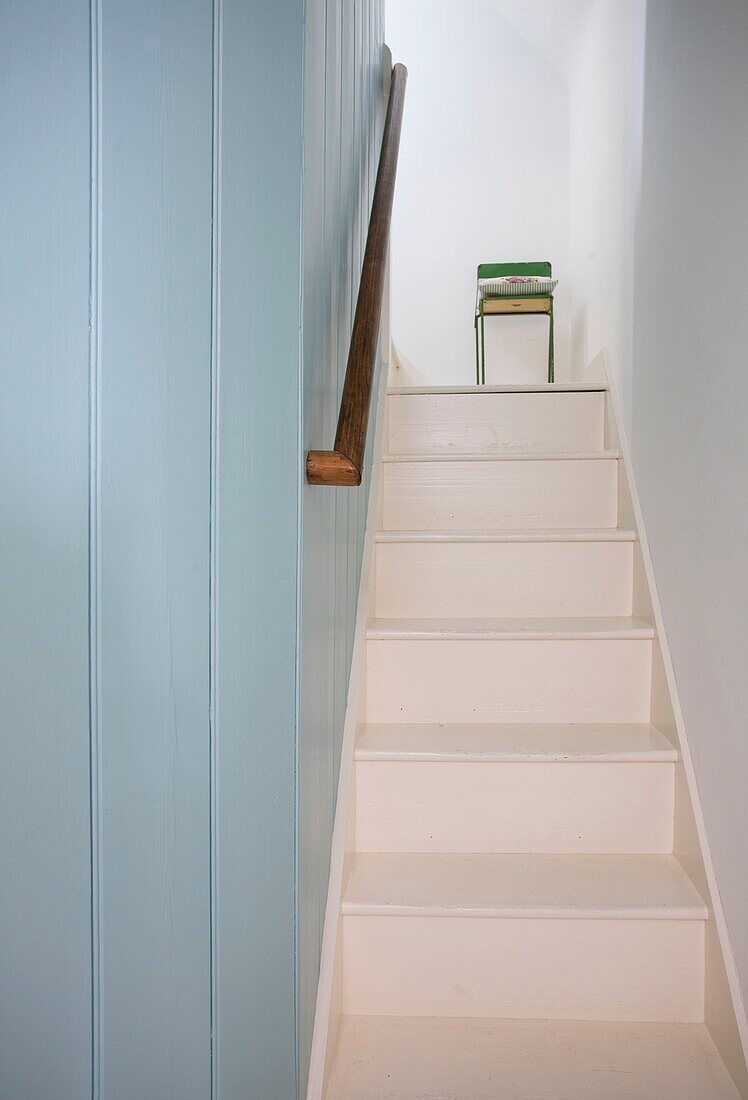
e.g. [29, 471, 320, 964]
[307, 63, 408, 486]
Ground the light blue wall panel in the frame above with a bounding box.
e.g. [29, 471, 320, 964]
[213, 1, 303, 1096]
[1, 2, 384, 1095]
[298, 2, 385, 1093]
[95, 2, 214, 1094]
[0, 4, 93, 1096]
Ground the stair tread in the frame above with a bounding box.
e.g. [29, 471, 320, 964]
[389, 382, 608, 395]
[325, 1016, 740, 1100]
[367, 616, 654, 640]
[343, 853, 707, 920]
[376, 527, 636, 542]
[356, 723, 676, 763]
[383, 450, 618, 462]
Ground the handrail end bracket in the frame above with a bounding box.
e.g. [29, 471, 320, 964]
[306, 450, 362, 487]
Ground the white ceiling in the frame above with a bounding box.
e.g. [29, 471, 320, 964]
[487, 0, 593, 79]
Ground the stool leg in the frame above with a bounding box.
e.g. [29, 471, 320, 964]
[475, 317, 480, 385]
[548, 300, 555, 383]
[480, 308, 486, 385]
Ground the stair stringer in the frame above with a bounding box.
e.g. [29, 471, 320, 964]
[305, 360, 389, 1100]
[599, 348, 748, 1097]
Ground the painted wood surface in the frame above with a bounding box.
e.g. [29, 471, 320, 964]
[382, 455, 619, 530]
[326, 1017, 741, 1100]
[317, 378, 716, 1090]
[1, 1, 384, 1095]
[1, 4, 380, 1095]
[355, 760, 674, 853]
[367, 637, 652, 724]
[343, 914, 704, 1020]
[375, 539, 634, 617]
[94, 1, 214, 1094]
[387, 390, 606, 454]
[0, 4, 93, 1096]
[212, 1, 303, 1096]
[299, 0, 385, 1094]
[343, 853, 707, 919]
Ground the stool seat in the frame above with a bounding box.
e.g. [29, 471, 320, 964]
[474, 262, 556, 384]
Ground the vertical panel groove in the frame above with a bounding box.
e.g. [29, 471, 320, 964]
[88, 0, 103, 1093]
[295, 3, 311, 1095]
[209, 0, 223, 1096]
[294, 58, 304, 1100]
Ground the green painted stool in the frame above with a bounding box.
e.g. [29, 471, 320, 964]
[474, 261, 556, 385]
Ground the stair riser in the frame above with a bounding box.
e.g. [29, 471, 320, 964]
[388, 391, 605, 454]
[382, 459, 618, 530]
[343, 916, 704, 1022]
[355, 761, 674, 853]
[366, 639, 652, 724]
[375, 541, 633, 617]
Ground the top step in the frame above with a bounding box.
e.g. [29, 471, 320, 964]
[388, 383, 608, 394]
[388, 387, 606, 456]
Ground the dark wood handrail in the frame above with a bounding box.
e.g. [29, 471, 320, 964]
[307, 63, 408, 486]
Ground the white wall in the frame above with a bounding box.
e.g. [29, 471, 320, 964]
[387, 0, 571, 385]
[631, 0, 748, 1036]
[568, 0, 646, 427]
[571, 0, 748, 1051]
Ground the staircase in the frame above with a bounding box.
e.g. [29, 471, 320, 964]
[323, 382, 741, 1099]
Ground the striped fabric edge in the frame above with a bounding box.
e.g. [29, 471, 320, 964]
[478, 276, 558, 299]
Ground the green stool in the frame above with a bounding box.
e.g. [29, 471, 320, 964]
[475, 261, 556, 385]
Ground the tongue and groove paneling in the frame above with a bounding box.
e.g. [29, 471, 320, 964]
[95, 2, 214, 1092]
[1, 2, 386, 1097]
[0, 4, 93, 1096]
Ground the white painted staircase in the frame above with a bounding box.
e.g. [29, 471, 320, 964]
[321, 383, 743, 1099]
